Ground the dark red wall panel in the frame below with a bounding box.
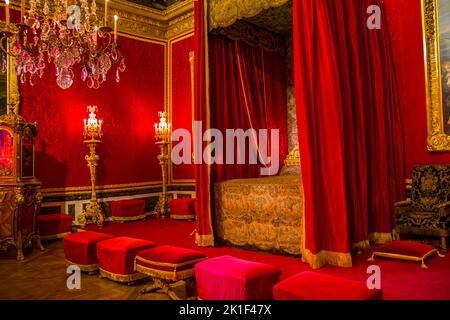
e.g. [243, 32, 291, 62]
[170, 35, 195, 182]
[20, 36, 165, 189]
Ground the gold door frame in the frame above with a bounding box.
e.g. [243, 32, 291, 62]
[422, 0, 450, 151]
[0, 21, 20, 116]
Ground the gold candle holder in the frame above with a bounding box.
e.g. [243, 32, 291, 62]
[154, 111, 171, 217]
[78, 106, 105, 228]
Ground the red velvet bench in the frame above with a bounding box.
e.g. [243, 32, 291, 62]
[135, 245, 207, 300]
[273, 272, 383, 300]
[97, 236, 156, 283]
[169, 198, 196, 220]
[194, 255, 281, 300]
[110, 199, 146, 222]
[39, 213, 73, 240]
[63, 231, 115, 273]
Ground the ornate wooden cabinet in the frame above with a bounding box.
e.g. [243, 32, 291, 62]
[0, 114, 43, 261]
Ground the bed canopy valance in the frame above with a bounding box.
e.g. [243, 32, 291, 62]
[208, 0, 289, 30]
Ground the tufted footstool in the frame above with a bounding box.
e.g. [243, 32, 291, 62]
[135, 245, 207, 300]
[63, 231, 116, 273]
[169, 198, 196, 220]
[97, 236, 156, 283]
[39, 213, 73, 240]
[110, 199, 146, 222]
[273, 272, 383, 300]
[194, 255, 281, 300]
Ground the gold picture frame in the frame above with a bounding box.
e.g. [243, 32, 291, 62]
[422, 0, 450, 151]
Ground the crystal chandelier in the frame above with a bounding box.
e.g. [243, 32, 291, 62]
[0, 0, 126, 89]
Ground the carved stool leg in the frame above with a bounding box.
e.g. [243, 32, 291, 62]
[185, 277, 197, 298]
[140, 278, 182, 300]
[37, 236, 44, 252]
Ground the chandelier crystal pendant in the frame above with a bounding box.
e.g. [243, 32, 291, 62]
[0, 0, 126, 90]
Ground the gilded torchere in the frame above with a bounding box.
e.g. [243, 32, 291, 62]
[154, 111, 171, 217]
[78, 106, 105, 228]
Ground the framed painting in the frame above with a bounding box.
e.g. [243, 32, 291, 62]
[422, 0, 450, 151]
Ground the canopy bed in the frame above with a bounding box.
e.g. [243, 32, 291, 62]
[196, 0, 302, 255]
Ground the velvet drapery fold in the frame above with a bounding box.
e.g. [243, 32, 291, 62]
[208, 35, 288, 183]
[293, 0, 405, 268]
[194, 0, 214, 247]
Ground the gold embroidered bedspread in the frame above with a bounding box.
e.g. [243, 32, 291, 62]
[214, 175, 303, 255]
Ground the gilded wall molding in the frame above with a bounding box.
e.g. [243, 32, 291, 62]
[6, 0, 194, 40]
[422, 0, 450, 151]
[209, 0, 289, 30]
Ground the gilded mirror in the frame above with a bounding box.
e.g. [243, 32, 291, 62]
[0, 21, 20, 116]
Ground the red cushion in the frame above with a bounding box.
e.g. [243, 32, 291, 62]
[374, 241, 436, 258]
[110, 199, 145, 218]
[194, 255, 281, 300]
[63, 231, 115, 266]
[273, 272, 382, 300]
[39, 213, 72, 237]
[136, 245, 207, 273]
[169, 198, 196, 215]
[97, 237, 156, 275]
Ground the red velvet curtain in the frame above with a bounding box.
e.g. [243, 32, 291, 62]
[293, 0, 405, 268]
[208, 35, 288, 182]
[194, 0, 214, 247]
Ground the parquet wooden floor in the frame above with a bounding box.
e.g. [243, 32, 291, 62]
[0, 240, 187, 300]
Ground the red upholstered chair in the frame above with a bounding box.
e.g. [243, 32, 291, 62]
[63, 231, 116, 273]
[110, 199, 146, 222]
[135, 245, 207, 299]
[273, 272, 383, 300]
[39, 213, 73, 240]
[194, 255, 281, 300]
[169, 198, 196, 220]
[97, 236, 156, 283]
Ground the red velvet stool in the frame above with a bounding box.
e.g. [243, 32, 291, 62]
[39, 213, 73, 240]
[194, 255, 281, 300]
[273, 272, 383, 300]
[169, 198, 196, 220]
[63, 231, 115, 273]
[135, 245, 207, 299]
[97, 236, 156, 283]
[110, 199, 146, 222]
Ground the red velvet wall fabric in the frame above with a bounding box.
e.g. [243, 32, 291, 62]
[20, 36, 166, 189]
[171, 35, 195, 182]
[384, 0, 450, 173]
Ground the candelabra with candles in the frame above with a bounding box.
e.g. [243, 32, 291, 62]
[0, 0, 125, 89]
[154, 111, 171, 218]
[78, 106, 105, 228]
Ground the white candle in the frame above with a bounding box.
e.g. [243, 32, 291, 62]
[94, 26, 98, 46]
[113, 15, 118, 42]
[5, 0, 10, 27]
[104, 0, 109, 27]
[20, 0, 24, 24]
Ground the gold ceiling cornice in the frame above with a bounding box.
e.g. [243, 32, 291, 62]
[6, 0, 194, 40]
